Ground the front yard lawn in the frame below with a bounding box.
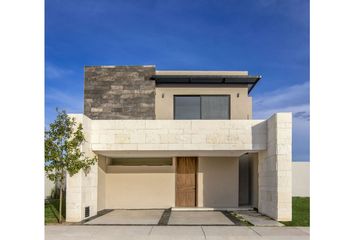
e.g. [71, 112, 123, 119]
[45, 199, 65, 224]
[281, 197, 310, 226]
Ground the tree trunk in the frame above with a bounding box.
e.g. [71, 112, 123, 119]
[59, 186, 63, 223]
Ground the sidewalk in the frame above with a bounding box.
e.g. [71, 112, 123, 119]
[45, 225, 309, 240]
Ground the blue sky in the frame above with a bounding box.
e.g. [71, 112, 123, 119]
[45, 0, 309, 161]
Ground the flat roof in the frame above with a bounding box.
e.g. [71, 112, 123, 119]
[155, 70, 249, 76]
[151, 71, 261, 93]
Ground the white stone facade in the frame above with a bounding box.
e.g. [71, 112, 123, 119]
[258, 113, 292, 221]
[66, 113, 292, 222]
[90, 119, 267, 152]
[66, 114, 98, 222]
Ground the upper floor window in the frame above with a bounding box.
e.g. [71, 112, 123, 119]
[174, 95, 230, 120]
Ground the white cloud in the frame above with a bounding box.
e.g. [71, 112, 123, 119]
[45, 63, 74, 79]
[254, 103, 309, 120]
[45, 88, 83, 128]
[253, 81, 309, 118]
[46, 88, 83, 112]
[253, 81, 310, 161]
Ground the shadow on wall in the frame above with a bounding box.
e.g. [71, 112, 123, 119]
[239, 155, 250, 205]
[252, 121, 267, 150]
[200, 157, 238, 208]
[238, 153, 258, 207]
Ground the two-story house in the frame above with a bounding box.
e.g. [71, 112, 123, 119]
[66, 65, 292, 222]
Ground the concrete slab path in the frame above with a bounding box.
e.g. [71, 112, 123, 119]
[85, 209, 164, 225]
[168, 211, 234, 225]
[235, 210, 284, 227]
[45, 225, 310, 240]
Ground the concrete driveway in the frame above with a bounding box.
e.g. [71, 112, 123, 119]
[49, 210, 309, 239]
[45, 225, 310, 240]
[85, 210, 164, 225]
[84, 209, 241, 226]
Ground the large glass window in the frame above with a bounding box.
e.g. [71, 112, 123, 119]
[174, 95, 230, 119]
[174, 96, 201, 119]
[201, 96, 230, 119]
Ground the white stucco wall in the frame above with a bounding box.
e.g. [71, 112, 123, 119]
[97, 167, 106, 211]
[197, 157, 239, 207]
[97, 156, 239, 210]
[292, 162, 310, 197]
[155, 86, 252, 120]
[104, 167, 175, 209]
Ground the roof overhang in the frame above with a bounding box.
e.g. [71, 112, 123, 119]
[150, 72, 261, 93]
[94, 150, 254, 158]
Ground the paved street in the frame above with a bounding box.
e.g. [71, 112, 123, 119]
[45, 225, 309, 240]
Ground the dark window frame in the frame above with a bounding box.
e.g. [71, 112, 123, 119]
[173, 95, 231, 120]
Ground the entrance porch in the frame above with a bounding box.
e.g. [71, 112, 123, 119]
[95, 153, 259, 211]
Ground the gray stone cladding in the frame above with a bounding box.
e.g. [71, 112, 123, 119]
[84, 66, 156, 119]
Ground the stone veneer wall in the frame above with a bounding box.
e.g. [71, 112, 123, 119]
[84, 66, 156, 120]
[258, 113, 292, 221]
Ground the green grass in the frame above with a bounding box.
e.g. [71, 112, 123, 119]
[232, 213, 253, 226]
[45, 199, 66, 224]
[281, 197, 310, 226]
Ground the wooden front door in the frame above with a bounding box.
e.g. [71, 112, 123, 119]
[176, 157, 197, 207]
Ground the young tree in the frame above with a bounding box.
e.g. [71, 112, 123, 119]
[45, 109, 97, 223]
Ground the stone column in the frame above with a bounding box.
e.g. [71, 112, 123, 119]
[258, 113, 292, 221]
[66, 114, 97, 222]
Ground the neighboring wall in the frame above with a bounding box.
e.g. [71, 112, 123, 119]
[84, 66, 156, 120]
[292, 162, 310, 197]
[45, 176, 55, 199]
[155, 86, 252, 120]
[198, 157, 239, 208]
